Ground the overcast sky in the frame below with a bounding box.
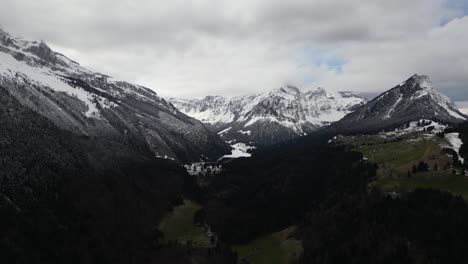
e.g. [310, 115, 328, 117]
[0, 0, 467, 103]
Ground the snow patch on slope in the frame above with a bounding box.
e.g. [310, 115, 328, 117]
[218, 127, 232, 135]
[412, 76, 465, 121]
[446, 107, 466, 120]
[0, 48, 109, 118]
[245, 116, 305, 134]
[185, 107, 235, 124]
[385, 93, 403, 119]
[221, 143, 255, 158]
[444, 133, 464, 164]
[379, 120, 446, 138]
[238, 130, 251, 135]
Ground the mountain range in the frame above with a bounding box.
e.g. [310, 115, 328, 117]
[170, 75, 467, 144]
[169, 86, 367, 146]
[2, 28, 465, 158]
[3, 26, 466, 162]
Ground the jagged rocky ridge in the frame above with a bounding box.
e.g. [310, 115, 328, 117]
[169, 86, 367, 146]
[332, 74, 467, 133]
[0, 29, 229, 162]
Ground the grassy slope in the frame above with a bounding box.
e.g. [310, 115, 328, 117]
[158, 199, 212, 247]
[358, 137, 450, 174]
[159, 199, 303, 263]
[378, 172, 468, 199]
[232, 227, 302, 264]
[338, 134, 468, 199]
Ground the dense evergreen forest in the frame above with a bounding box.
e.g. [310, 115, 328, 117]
[195, 128, 468, 263]
[199, 138, 377, 244]
[459, 122, 468, 162]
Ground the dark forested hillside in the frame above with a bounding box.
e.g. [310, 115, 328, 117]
[0, 85, 202, 263]
[297, 189, 468, 263]
[458, 122, 468, 164]
[193, 128, 468, 263]
[199, 135, 378, 244]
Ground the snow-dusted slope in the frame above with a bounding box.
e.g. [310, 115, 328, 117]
[444, 133, 465, 164]
[169, 86, 367, 145]
[169, 96, 236, 124]
[333, 74, 467, 133]
[0, 29, 229, 162]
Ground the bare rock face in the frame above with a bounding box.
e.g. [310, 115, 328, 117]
[0, 29, 229, 162]
[169, 86, 367, 146]
[332, 74, 467, 134]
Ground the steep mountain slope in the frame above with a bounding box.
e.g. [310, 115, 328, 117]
[332, 74, 467, 134]
[169, 86, 366, 146]
[0, 29, 229, 162]
[0, 84, 193, 263]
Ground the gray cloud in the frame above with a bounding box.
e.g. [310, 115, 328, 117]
[0, 0, 466, 100]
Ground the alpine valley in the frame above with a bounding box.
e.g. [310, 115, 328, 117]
[2, 27, 468, 264]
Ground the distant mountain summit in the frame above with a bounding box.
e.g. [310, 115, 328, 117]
[0, 29, 229, 162]
[169, 86, 367, 146]
[332, 74, 467, 133]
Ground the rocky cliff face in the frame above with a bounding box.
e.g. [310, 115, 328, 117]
[169, 86, 367, 146]
[0, 29, 229, 162]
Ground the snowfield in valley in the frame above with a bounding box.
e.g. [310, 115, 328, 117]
[221, 142, 256, 158]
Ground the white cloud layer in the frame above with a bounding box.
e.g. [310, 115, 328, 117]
[0, 0, 467, 100]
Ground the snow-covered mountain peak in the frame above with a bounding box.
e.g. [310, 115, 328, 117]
[333, 75, 467, 133]
[412, 74, 432, 89]
[274, 85, 301, 94]
[381, 75, 456, 110]
[405, 74, 430, 85]
[0, 29, 82, 72]
[0, 28, 178, 118]
[339, 91, 365, 98]
[204, 95, 225, 101]
[305, 87, 328, 97]
[398, 75, 461, 117]
[268, 85, 302, 101]
[399, 74, 440, 95]
[168, 86, 367, 145]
